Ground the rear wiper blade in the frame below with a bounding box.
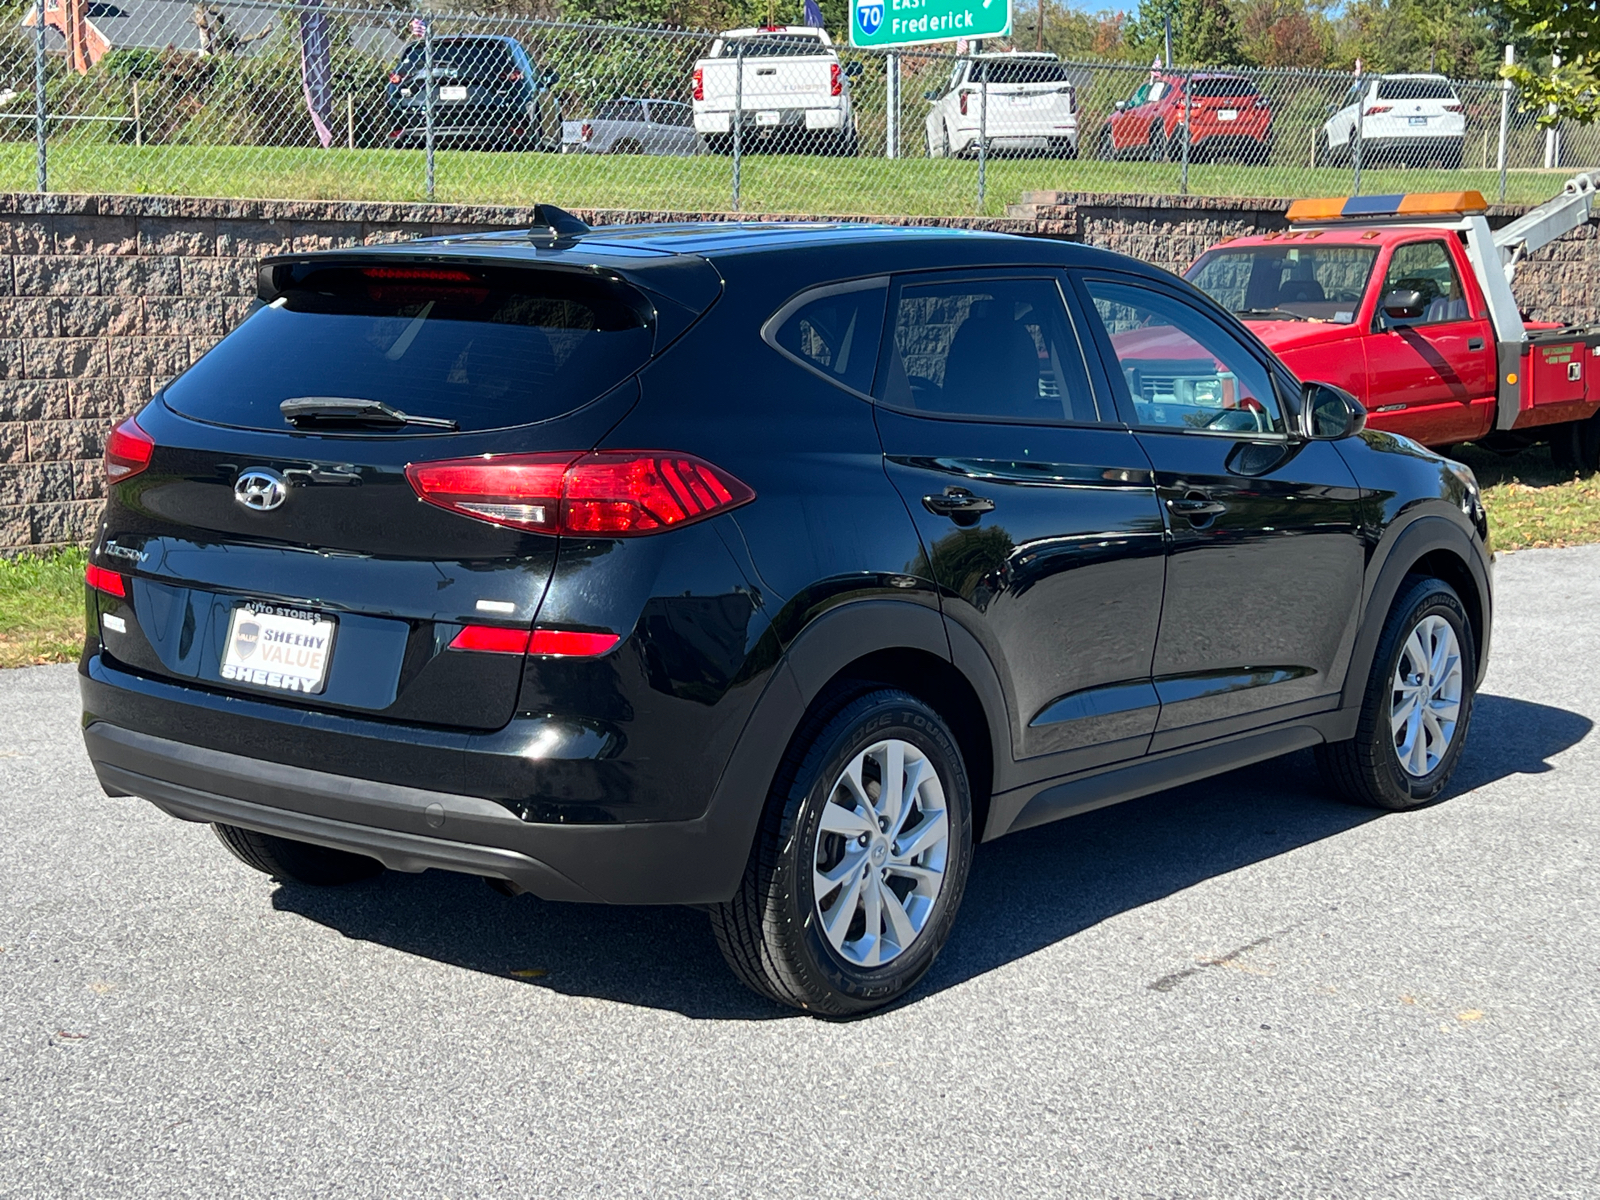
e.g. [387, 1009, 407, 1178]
[279, 397, 458, 431]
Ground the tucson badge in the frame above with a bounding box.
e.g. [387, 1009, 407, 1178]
[234, 468, 287, 512]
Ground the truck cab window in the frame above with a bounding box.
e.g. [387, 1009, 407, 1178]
[1379, 241, 1468, 328]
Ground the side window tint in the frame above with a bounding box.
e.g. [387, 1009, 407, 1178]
[1082, 278, 1284, 435]
[877, 277, 1098, 423]
[1379, 241, 1468, 327]
[768, 283, 887, 396]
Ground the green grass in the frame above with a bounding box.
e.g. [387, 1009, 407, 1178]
[0, 547, 85, 668]
[1453, 443, 1600, 553]
[0, 141, 1577, 216]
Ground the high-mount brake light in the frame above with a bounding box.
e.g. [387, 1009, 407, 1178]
[360, 266, 477, 283]
[85, 563, 126, 597]
[104, 416, 154, 482]
[406, 451, 755, 536]
[1286, 190, 1489, 223]
[448, 625, 620, 657]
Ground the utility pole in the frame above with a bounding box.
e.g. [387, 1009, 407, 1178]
[1037, 0, 1044, 52]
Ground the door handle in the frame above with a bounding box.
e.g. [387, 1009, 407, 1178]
[1468, 337, 1485, 351]
[1166, 497, 1228, 517]
[923, 487, 995, 524]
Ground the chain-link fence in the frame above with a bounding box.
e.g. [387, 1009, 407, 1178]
[3, 3, 1595, 215]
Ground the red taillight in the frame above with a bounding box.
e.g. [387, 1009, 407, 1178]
[389, 71, 403, 85]
[1364, 105, 1391, 116]
[406, 451, 754, 537]
[830, 63, 841, 97]
[693, 68, 704, 101]
[105, 416, 154, 482]
[361, 266, 476, 283]
[85, 563, 125, 597]
[448, 625, 619, 657]
[959, 91, 968, 116]
[581, 122, 592, 142]
[1443, 102, 1461, 110]
[506, 69, 524, 82]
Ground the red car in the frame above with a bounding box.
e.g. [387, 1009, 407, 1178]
[1099, 72, 1274, 164]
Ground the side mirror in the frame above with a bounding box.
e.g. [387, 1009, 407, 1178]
[1382, 288, 1427, 320]
[1113, 100, 1127, 112]
[1301, 381, 1367, 440]
[844, 61, 864, 78]
[542, 69, 561, 87]
[923, 89, 940, 101]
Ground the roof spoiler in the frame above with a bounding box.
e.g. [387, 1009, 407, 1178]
[530, 204, 592, 242]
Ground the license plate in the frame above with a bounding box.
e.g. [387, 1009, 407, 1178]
[1217, 109, 1238, 121]
[439, 85, 468, 102]
[221, 603, 335, 695]
[756, 110, 781, 126]
[1409, 116, 1429, 126]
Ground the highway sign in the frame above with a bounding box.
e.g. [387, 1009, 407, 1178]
[851, 0, 1012, 49]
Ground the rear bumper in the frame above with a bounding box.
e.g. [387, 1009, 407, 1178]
[80, 652, 762, 905]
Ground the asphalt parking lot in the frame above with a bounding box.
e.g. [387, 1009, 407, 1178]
[3, 544, 1597, 1199]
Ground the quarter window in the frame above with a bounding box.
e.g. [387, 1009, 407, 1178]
[876, 277, 1098, 423]
[1378, 241, 1469, 327]
[767, 281, 887, 396]
[1081, 278, 1284, 435]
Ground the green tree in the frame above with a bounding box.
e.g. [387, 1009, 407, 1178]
[1128, 0, 1242, 66]
[1236, 0, 1332, 68]
[1499, 0, 1600, 125]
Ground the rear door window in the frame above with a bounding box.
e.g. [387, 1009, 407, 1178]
[1190, 76, 1259, 98]
[980, 59, 1068, 85]
[165, 264, 654, 433]
[596, 99, 645, 122]
[876, 276, 1099, 423]
[1376, 77, 1457, 101]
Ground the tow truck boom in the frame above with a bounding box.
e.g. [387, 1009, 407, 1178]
[1493, 170, 1600, 286]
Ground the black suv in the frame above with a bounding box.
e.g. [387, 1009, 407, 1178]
[81, 216, 1492, 1015]
[386, 35, 559, 151]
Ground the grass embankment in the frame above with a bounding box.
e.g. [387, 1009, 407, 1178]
[0, 547, 85, 668]
[0, 142, 1577, 215]
[1, 449, 1593, 668]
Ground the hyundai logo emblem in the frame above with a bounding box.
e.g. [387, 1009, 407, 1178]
[234, 469, 287, 512]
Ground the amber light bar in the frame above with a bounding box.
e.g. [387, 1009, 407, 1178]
[1287, 191, 1489, 222]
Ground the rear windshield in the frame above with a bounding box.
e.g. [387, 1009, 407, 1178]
[1191, 76, 1258, 98]
[1376, 77, 1457, 101]
[595, 99, 644, 121]
[396, 40, 517, 73]
[719, 34, 826, 57]
[980, 58, 1068, 85]
[165, 265, 654, 434]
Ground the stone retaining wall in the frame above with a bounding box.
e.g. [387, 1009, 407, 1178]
[1, 189, 1593, 554]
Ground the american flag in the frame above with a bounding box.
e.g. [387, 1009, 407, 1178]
[410, 17, 427, 38]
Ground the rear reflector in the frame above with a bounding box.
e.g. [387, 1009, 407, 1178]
[406, 451, 754, 536]
[86, 563, 126, 597]
[105, 417, 154, 482]
[448, 625, 620, 657]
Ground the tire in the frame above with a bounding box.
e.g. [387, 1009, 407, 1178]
[1149, 124, 1169, 162]
[709, 688, 974, 1016]
[700, 133, 729, 156]
[1315, 577, 1476, 810]
[1441, 144, 1464, 171]
[1554, 410, 1600, 475]
[212, 823, 383, 886]
[1098, 126, 1115, 160]
[610, 138, 643, 155]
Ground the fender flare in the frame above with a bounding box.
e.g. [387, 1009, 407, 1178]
[1336, 512, 1492, 730]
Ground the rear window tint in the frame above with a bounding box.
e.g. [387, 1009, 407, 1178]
[768, 282, 887, 396]
[719, 34, 826, 57]
[1191, 76, 1258, 98]
[1376, 77, 1457, 101]
[981, 59, 1068, 85]
[397, 40, 517, 73]
[165, 265, 653, 434]
[595, 99, 644, 121]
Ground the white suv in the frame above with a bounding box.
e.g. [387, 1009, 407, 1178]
[1321, 74, 1465, 169]
[924, 52, 1078, 159]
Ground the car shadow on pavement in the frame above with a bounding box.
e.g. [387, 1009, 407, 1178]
[271, 692, 1590, 1020]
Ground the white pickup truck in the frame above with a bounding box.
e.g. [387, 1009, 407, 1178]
[691, 26, 861, 156]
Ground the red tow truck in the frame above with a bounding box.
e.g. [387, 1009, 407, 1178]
[1185, 175, 1600, 471]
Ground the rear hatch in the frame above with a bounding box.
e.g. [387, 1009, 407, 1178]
[710, 35, 835, 109]
[1189, 76, 1264, 129]
[393, 38, 524, 118]
[980, 57, 1075, 124]
[96, 249, 718, 732]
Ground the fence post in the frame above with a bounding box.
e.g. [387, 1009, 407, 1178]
[1352, 68, 1364, 196]
[732, 38, 743, 212]
[132, 81, 142, 148]
[1498, 45, 1512, 203]
[1179, 67, 1192, 196]
[1544, 50, 1560, 169]
[423, 20, 436, 199]
[347, 94, 354, 150]
[886, 53, 899, 159]
[34, 4, 46, 193]
[977, 59, 987, 212]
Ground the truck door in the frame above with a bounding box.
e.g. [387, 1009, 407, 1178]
[1363, 239, 1496, 445]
